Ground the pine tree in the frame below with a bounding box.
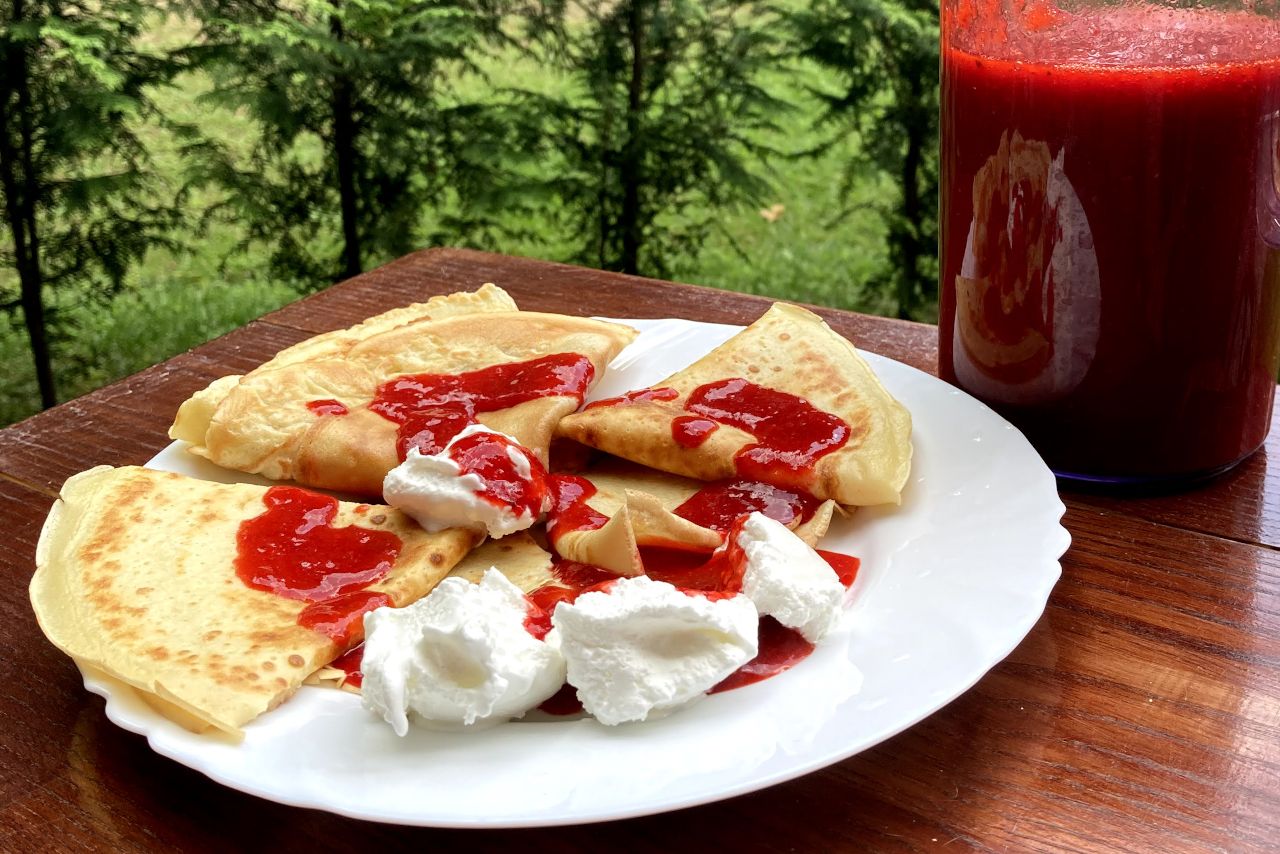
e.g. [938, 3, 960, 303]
[0, 1, 182, 408]
[183, 0, 527, 286]
[788, 0, 940, 319]
[526, 0, 786, 278]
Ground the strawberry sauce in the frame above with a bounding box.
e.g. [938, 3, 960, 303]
[306, 399, 349, 416]
[522, 557, 623, 642]
[817, 549, 860, 587]
[683, 378, 851, 485]
[367, 353, 595, 460]
[583, 378, 851, 486]
[328, 643, 367, 688]
[711, 617, 814, 693]
[236, 487, 401, 601]
[672, 415, 719, 447]
[675, 479, 821, 533]
[447, 430, 549, 519]
[236, 486, 402, 645]
[638, 545, 741, 593]
[544, 474, 609, 547]
[298, 590, 392, 647]
[538, 683, 584, 716]
[585, 386, 679, 410]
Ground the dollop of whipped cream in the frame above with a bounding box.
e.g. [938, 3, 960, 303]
[361, 569, 565, 733]
[549, 576, 758, 725]
[382, 424, 548, 538]
[736, 512, 847, 642]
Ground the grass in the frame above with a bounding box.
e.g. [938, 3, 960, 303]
[0, 12, 912, 427]
[0, 276, 298, 426]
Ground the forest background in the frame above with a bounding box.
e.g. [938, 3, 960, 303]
[0, 0, 939, 426]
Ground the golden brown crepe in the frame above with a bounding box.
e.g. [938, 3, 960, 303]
[792, 500, 842, 548]
[553, 503, 644, 577]
[30, 466, 476, 737]
[446, 531, 556, 592]
[171, 285, 637, 496]
[557, 302, 912, 506]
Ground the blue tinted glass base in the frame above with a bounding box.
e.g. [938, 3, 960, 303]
[1052, 456, 1249, 495]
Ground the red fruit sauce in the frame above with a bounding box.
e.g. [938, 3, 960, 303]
[544, 474, 609, 547]
[329, 644, 367, 689]
[684, 378, 851, 486]
[671, 415, 719, 447]
[446, 430, 549, 520]
[817, 549, 861, 588]
[367, 353, 595, 460]
[583, 379, 851, 487]
[940, 2, 1280, 480]
[711, 617, 815, 694]
[538, 683, 584, 716]
[675, 479, 822, 533]
[298, 590, 393, 647]
[306, 399, 349, 416]
[584, 386, 679, 410]
[523, 560, 622, 639]
[236, 487, 400, 601]
[236, 486, 402, 645]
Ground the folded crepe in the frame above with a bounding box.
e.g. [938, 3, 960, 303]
[557, 303, 912, 506]
[30, 466, 477, 736]
[171, 284, 637, 496]
[551, 502, 645, 577]
[581, 458, 841, 549]
[546, 465, 840, 577]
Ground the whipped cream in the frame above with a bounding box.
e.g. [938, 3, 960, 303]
[361, 569, 565, 732]
[549, 576, 758, 725]
[382, 425, 547, 538]
[737, 512, 846, 642]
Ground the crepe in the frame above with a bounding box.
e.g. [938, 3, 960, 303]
[171, 285, 637, 496]
[30, 466, 477, 737]
[553, 503, 644, 577]
[557, 303, 912, 506]
[582, 458, 841, 548]
[446, 531, 556, 592]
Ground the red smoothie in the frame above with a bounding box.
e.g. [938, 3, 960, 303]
[940, 2, 1280, 481]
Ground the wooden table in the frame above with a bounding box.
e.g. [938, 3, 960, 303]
[2, 249, 1277, 852]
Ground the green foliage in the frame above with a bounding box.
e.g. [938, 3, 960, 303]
[788, 0, 940, 319]
[182, 0, 534, 286]
[0, 1, 185, 405]
[522, 0, 790, 278]
[0, 272, 296, 426]
[0, 6, 941, 425]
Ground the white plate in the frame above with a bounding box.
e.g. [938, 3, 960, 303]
[79, 317, 1068, 827]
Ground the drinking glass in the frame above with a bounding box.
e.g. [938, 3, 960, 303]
[939, 0, 1280, 484]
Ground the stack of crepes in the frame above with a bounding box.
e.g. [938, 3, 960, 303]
[29, 283, 914, 737]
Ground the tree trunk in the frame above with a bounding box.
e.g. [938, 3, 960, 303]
[1, 0, 57, 407]
[330, 12, 362, 281]
[618, 0, 645, 275]
[895, 79, 926, 321]
[597, 156, 609, 270]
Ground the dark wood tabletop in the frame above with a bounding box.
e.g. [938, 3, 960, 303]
[2, 248, 1277, 852]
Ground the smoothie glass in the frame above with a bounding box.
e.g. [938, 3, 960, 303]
[939, 0, 1280, 484]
